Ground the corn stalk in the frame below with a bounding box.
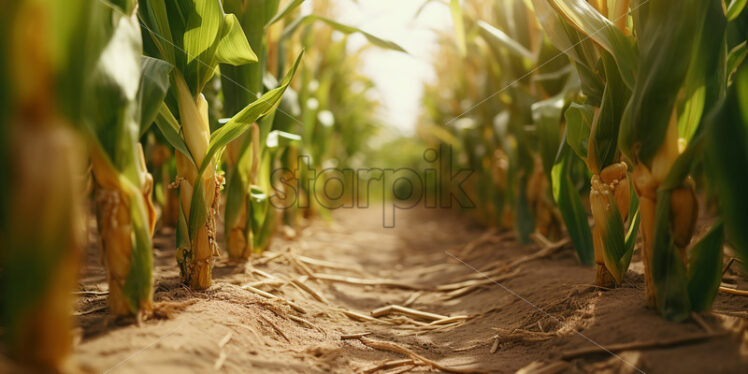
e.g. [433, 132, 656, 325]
[140, 0, 301, 288]
[85, 2, 172, 316]
[0, 0, 105, 369]
[618, 0, 737, 319]
[220, 0, 282, 260]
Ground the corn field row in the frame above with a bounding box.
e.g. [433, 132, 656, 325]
[421, 0, 748, 320]
[0, 0, 747, 372]
[0, 0, 399, 370]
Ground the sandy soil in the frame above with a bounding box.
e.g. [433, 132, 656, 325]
[71, 207, 748, 374]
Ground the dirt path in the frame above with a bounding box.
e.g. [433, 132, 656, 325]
[74, 207, 748, 373]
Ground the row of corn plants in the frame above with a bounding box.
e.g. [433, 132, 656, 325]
[421, 0, 748, 320]
[0, 0, 402, 370]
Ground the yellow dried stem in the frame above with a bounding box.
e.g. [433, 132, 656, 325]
[94, 187, 135, 315]
[163, 180, 180, 227]
[225, 136, 243, 166]
[90, 145, 156, 316]
[228, 223, 248, 259]
[150, 144, 171, 167]
[175, 172, 218, 289]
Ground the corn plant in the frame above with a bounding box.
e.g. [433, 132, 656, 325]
[219, 0, 302, 259]
[530, 0, 639, 286]
[0, 0, 109, 368]
[422, 0, 569, 244]
[139, 0, 301, 289]
[429, 0, 747, 319]
[616, 0, 735, 319]
[525, 0, 745, 318]
[85, 1, 171, 316]
[271, 4, 406, 221]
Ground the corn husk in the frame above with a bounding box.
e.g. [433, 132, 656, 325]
[590, 162, 631, 286]
[91, 144, 156, 316]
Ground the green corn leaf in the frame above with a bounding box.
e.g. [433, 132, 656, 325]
[621, 189, 640, 273]
[266, 0, 305, 27]
[203, 51, 303, 176]
[224, 164, 247, 230]
[678, 0, 727, 143]
[141, 0, 255, 95]
[190, 52, 303, 240]
[282, 15, 407, 53]
[552, 145, 594, 265]
[622, 212, 639, 271]
[587, 51, 629, 173]
[122, 184, 154, 314]
[703, 64, 748, 274]
[564, 102, 593, 161]
[619, 0, 714, 165]
[651, 190, 690, 321]
[727, 41, 748, 85]
[138, 0, 175, 63]
[574, 61, 605, 107]
[187, 174, 209, 241]
[138, 56, 172, 136]
[530, 0, 603, 103]
[221, 0, 269, 117]
[530, 0, 597, 69]
[677, 87, 706, 143]
[215, 14, 258, 65]
[514, 182, 535, 244]
[154, 103, 197, 168]
[600, 192, 628, 284]
[545, 0, 637, 88]
[727, 0, 748, 21]
[84, 6, 142, 184]
[182, 0, 224, 92]
[258, 108, 279, 154]
[254, 202, 276, 252]
[266, 130, 302, 149]
[531, 95, 564, 181]
[477, 20, 534, 60]
[249, 185, 269, 243]
[687, 222, 724, 312]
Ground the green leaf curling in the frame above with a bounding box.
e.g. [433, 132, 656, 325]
[687, 222, 724, 312]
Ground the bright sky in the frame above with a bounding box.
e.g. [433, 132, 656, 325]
[332, 0, 453, 135]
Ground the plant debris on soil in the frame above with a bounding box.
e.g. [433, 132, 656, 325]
[73, 208, 748, 373]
